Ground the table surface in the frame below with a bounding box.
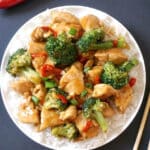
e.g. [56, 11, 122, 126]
[0, 0, 149, 150]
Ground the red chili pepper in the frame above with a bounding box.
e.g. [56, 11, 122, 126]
[40, 64, 54, 77]
[53, 67, 62, 75]
[57, 94, 68, 104]
[31, 52, 48, 58]
[40, 99, 45, 105]
[82, 120, 93, 132]
[129, 77, 136, 87]
[40, 64, 62, 77]
[113, 40, 118, 47]
[41, 26, 50, 32]
[0, 0, 25, 9]
[93, 75, 100, 85]
[79, 55, 87, 64]
[41, 26, 57, 37]
[78, 30, 83, 38]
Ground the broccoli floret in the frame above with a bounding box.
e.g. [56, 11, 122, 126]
[83, 98, 108, 132]
[101, 62, 129, 89]
[6, 48, 31, 76]
[76, 28, 105, 52]
[6, 48, 41, 84]
[76, 29, 128, 53]
[46, 33, 78, 67]
[44, 88, 68, 111]
[51, 123, 79, 139]
[119, 58, 138, 72]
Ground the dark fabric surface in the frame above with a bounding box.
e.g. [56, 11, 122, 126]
[0, 0, 149, 150]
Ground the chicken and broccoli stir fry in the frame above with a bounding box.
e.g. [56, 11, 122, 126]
[6, 11, 138, 140]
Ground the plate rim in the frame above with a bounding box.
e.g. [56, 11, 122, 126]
[0, 5, 146, 149]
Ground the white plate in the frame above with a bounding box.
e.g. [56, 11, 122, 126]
[0, 6, 146, 150]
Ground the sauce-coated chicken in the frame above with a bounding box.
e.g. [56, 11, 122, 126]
[59, 63, 84, 96]
[80, 15, 100, 31]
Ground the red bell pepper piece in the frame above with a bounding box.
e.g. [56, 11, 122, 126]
[0, 0, 25, 9]
[31, 52, 48, 58]
[82, 120, 93, 132]
[57, 94, 68, 104]
[40, 64, 62, 77]
[113, 40, 118, 47]
[93, 75, 100, 85]
[79, 55, 88, 64]
[40, 99, 45, 105]
[41, 26, 57, 37]
[129, 77, 136, 87]
[78, 30, 83, 38]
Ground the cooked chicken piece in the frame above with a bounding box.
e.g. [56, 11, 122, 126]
[51, 22, 82, 39]
[18, 101, 40, 124]
[31, 27, 52, 42]
[51, 11, 80, 25]
[59, 105, 77, 121]
[40, 107, 64, 130]
[95, 51, 108, 65]
[73, 61, 83, 70]
[75, 113, 99, 138]
[32, 56, 47, 73]
[51, 11, 82, 39]
[65, 79, 84, 96]
[59, 64, 84, 96]
[28, 41, 46, 54]
[84, 59, 94, 68]
[80, 15, 100, 31]
[102, 103, 115, 118]
[28, 41, 48, 72]
[87, 66, 103, 83]
[115, 84, 133, 113]
[108, 49, 128, 64]
[11, 79, 34, 97]
[95, 48, 128, 65]
[92, 84, 117, 99]
[32, 84, 46, 102]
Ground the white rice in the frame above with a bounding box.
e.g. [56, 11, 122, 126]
[0, 6, 146, 150]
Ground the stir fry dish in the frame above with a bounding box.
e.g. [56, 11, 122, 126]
[6, 11, 138, 140]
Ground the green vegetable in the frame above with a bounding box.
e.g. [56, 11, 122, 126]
[51, 123, 79, 139]
[22, 67, 41, 84]
[82, 38, 127, 51]
[6, 48, 41, 84]
[101, 62, 129, 89]
[80, 89, 88, 97]
[76, 29, 127, 53]
[83, 98, 108, 132]
[46, 33, 78, 67]
[69, 28, 77, 35]
[94, 110, 108, 132]
[70, 99, 78, 105]
[44, 88, 67, 111]
[44, 80, 57, 89]
[6, 48, 31, 76]
[55, 88, 67, 97]
[117, 37, 127, 48]
[85, 82, 93, 89]
[83, 66, 91, 73]
[76, 28, 105, 52]
[119, 58, 138, 72]
[31, 96, 39, 105]
[90, 41, 113, 49]
[42, 77, 49, 81]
